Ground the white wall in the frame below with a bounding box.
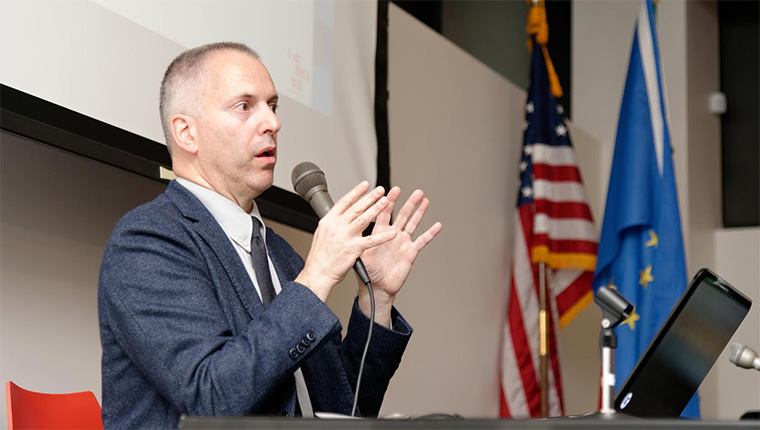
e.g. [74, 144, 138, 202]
[0, 133, 168, 425]
[381, 5, 521, 416]
[706, 228, 760, 419]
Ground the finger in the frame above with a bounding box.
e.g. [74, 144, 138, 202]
[331, 181, 371, 215]
[376, 187, 401, 227]
[352, 195, 389, 231]
[412, 222, 443, 252]
[362, 228, 398, 249]
[346, 186, 385, 221]
[393, 189, 424, 231]
[403, 197, 430, 235]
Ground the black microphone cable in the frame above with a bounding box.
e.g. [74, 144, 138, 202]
[351, 275, 374, 417]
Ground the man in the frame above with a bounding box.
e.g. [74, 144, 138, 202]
[98, 42, 441, 428]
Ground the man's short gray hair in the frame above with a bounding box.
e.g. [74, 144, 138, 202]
[159, 42, 259, 154]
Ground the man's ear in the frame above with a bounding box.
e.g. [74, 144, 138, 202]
[170, 114, 199, 155]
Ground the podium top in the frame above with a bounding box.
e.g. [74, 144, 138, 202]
[179, 415, 759, 430]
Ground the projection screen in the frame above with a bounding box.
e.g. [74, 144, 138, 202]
[0, 0, 386, 230]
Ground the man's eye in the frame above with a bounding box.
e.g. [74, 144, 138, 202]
[236, 102, 250, 112]
[269, 104, 278, 114]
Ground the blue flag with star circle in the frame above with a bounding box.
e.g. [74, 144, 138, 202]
[592, 0, 699, 418]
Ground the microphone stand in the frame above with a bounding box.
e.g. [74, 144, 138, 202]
[599, 301, 622, 415]
[577, 286, 637, 420]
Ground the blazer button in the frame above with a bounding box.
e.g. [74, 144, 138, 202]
[289, 348, 299, 359]
[306, 330, 316, 342]
[301, 338, 311, 347]
[296, 343, 306, 354]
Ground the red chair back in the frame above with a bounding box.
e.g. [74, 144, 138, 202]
[6, 381, 103, 429]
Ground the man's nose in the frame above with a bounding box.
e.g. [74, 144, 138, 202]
[263, 108, 281, 135]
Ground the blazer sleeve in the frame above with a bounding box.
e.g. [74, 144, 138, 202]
[98, 208, 342, 417]
[267, 231, 414, 417]
[339, 300, 412, 416]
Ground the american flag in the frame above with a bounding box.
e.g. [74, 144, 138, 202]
[499, 35, 597, 418]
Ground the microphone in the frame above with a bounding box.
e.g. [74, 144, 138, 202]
[729, 342, 760, 371]
[291, 162, 371, 285]
[292, 161, 376, 418]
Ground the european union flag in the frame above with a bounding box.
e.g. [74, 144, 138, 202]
[592, 0, 699, 418]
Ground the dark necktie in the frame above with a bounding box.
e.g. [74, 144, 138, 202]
[250, 217, 276, 307]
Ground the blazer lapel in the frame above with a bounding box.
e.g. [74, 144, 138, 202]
[164, 181, 264, 318]
[266, 229, 304, 295]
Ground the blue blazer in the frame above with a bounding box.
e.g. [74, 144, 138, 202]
[98, 181, 412, 428]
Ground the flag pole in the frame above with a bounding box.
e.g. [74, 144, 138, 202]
[538, 260, 549, 417]
[528, 0, 550, 418]
[502, 0, 595, 416]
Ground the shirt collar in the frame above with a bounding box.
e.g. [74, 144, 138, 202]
[175, 178, 266, 252]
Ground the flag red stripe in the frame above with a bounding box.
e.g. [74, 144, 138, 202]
[555, 271, 594, 316]
[533, 163, 582, 182]
[500, 373, 512, 418]
[531, 236, 598, 255]
[519, 205, 536, 248]
[508, 271, 542, 417]
[534, 200, 594, 221]
[546, 299, 565, 412]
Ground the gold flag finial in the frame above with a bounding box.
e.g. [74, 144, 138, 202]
[526, 0, 563, 98]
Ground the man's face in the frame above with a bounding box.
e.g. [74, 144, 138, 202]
[193, 50, 281, 206]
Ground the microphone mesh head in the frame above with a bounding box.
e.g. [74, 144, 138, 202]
[730, 342, 744, 364]
[291, 162, 327, 198]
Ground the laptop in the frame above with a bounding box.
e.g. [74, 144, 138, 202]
[615, 268, 752, 417]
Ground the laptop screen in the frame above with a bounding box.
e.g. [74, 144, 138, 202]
[615, 268, 752, 417]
